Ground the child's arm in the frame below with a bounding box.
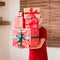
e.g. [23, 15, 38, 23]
[30, 27, 47, 49]
[30, 38, 45, 49]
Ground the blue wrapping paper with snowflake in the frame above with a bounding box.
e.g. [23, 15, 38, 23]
[13, 28, 31, 48]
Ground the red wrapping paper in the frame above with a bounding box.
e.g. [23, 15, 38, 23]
[29, 28, 40, 47]
[25, 18, 39, 28]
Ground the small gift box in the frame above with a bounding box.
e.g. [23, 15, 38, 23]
[14, 12, 25, 28]
[25, 18, 39, 28]
[24, 7, 40, 18]
[29, 28, 40, 47]
[12, 28, 31, 48]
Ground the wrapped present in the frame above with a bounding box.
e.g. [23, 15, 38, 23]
[12, 28, 39, 48]
[25, 18, 39, 28]
[29, 28, 40, 47]
[12, 28, 31, 48]
[24, 7, 40, 18]
[14, 12, 25, 28]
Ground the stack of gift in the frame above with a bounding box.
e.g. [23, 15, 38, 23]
[24, 7, 40, 47]
[12, 7, 41, 48]
[12, 12, 30, 48]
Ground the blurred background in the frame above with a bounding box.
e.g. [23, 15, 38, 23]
[0, 0, 60, 60]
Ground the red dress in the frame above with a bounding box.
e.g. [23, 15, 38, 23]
[29, 27, 48, 60]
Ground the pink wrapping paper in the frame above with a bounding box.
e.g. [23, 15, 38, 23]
[12, 28, 31, 48]
[14, 16, 25, 28]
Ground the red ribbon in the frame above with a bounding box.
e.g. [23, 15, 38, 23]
[24, 8, 40, 18]
[29, 20, 36, 27]
[26, 18, 38, 28]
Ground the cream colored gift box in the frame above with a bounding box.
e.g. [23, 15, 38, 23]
[24, 7, 41, 18]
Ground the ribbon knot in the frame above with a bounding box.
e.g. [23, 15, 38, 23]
[29, 19, 37, 27]
[13, 29, 25, 47]
[24, 8, 40, 18]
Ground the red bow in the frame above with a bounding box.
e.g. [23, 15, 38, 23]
[29, 20, 36, 27]
[26, 18, 38, 28]
[24, 8, 40, 18]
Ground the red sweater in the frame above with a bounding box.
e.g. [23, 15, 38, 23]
[29, 27, 48, 60]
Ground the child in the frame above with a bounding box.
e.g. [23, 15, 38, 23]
[29, 16, 48, 60]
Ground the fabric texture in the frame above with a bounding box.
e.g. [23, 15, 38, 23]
[29, 27, 48, 60]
